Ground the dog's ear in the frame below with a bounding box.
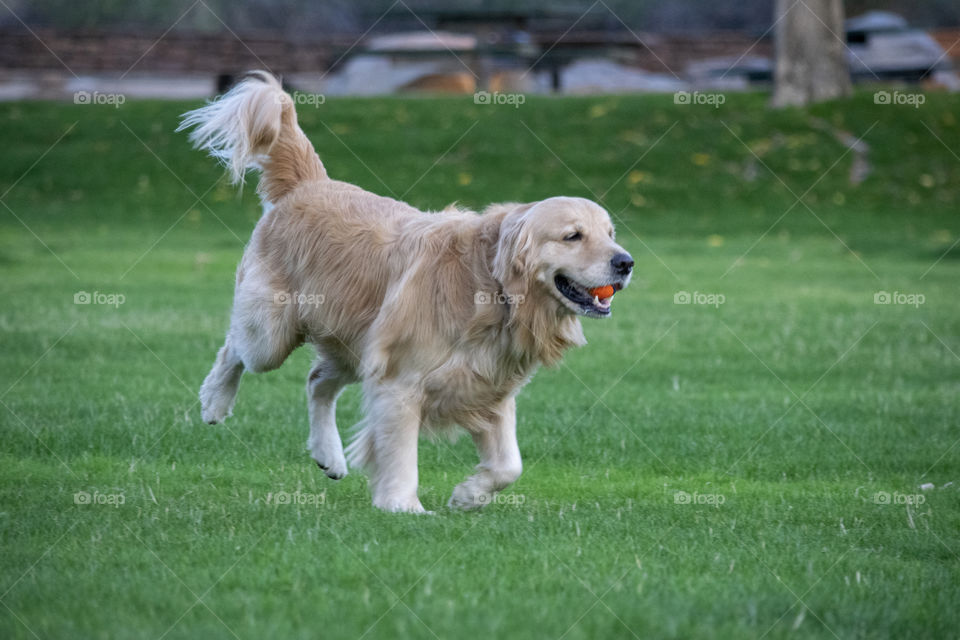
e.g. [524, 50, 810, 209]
[491, 203, 536, 294]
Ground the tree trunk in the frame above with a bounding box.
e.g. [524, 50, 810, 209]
[772, 0, 851, 107]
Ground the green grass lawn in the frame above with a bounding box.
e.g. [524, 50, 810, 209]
[1, 89, 959, 639]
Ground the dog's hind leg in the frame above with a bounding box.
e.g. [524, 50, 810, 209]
[200, 341, 245, 424]
[200, 258, 302, 424]
[306, 356, 356, 479]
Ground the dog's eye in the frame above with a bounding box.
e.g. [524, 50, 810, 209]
[563, 232, 582, 242]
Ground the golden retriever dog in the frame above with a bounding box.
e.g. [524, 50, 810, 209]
[179, 71, 633, 512]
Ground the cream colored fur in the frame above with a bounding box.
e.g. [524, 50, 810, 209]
[180, 71, 632, 513]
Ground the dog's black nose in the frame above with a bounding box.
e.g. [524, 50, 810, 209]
[611, 252, 634, 275]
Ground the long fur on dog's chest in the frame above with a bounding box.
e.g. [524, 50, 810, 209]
[418, 339, 536, 433]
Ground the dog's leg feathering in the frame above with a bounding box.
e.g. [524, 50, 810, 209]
[200, 341, 244, 424]
[347, 383, 427, 513]
[448, 397, 523, 510]
[306, 357, 354, 480]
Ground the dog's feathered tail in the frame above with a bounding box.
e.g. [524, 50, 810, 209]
[178, 70, 326, 205]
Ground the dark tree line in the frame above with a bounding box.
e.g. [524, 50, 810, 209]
[5, 0, 958, 33]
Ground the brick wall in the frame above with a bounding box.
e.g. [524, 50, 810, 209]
[0, 29, 345, 75]
[930, 28, 960, 66]
[0, 28, 771, 76]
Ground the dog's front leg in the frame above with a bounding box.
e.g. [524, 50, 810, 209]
[364, 383, 427, 513]
[449, 396, 523, 510]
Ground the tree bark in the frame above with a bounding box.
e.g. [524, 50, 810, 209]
[772, 0, 851, 107]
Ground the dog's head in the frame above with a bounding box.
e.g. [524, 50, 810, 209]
[492, 197, 633, 318]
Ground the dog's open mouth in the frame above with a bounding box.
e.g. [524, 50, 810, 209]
[554, 274, 620, 316]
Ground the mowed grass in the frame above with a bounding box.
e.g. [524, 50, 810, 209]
[1, 89, 959, 639]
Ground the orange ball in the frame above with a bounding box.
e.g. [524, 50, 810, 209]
[589, 285, 615, 299]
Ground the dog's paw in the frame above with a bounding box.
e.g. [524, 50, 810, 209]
[447, 483, 491, 511]
[199, 394, 233, 425]
[373, 496, 429, 514]
[310, 447, 347, 480]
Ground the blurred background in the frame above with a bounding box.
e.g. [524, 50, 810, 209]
[1, 0, 958, 100]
